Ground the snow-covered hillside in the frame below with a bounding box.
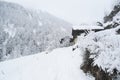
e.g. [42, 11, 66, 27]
[0, 0, 120, 80]
[103, 1, 120, 29]
[0, 26, 120, 80]
[0, 1, 72, 61]
[0, 47, 94, 80]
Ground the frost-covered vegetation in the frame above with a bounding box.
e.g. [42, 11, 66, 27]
[0, 1, 72, 61]
[74, 2, 120, 79]
[78, 26, 120, 71]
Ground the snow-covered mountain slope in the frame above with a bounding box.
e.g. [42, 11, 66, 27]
[0, 47, 94, 80]
[103, 1, 120, 29]
[0, 1, 72, 61]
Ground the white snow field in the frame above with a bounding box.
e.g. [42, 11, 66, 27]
[0, 47, 94, 80]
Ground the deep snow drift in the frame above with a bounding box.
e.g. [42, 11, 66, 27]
[0, 47, 94, 80]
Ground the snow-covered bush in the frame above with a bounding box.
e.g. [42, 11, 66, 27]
[77, 26, 120, 79]
[78, 2, 120, 79]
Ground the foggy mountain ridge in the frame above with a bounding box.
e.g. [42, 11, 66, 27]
[0, 1, 72, 61]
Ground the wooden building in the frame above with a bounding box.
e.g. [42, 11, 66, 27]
[70, 25, 104, 43]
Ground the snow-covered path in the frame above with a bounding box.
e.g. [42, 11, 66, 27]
[0, 47, 94, 80]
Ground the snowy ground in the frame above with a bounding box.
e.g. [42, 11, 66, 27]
[0, 47, 94, 80]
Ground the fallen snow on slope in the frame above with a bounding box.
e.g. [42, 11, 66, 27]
[0, 47, 94, 80]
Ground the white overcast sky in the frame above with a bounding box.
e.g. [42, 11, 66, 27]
[4, 0, 116, 24]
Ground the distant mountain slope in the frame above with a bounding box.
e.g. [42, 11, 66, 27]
[0, 1, 72, 61]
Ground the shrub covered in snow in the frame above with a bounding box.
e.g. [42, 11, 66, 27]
[76, 26, 120, 79]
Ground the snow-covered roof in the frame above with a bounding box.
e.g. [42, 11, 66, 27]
[73, 25, 104, 30]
